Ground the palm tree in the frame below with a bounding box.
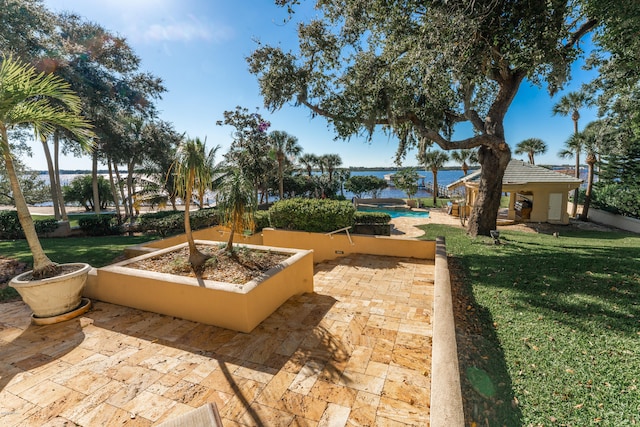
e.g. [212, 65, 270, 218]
[299, 153, 318, 177]
[171, 137, 212, 273]
[553, 90, 587, 217]
[268, 130, 303, 200]
[417, 147, 450, 205]
[217, 168, 256, 254]
[572, 120, 612, 221]
[320, 154, 343, 182]
[450, 149, 477, 175]
[0, 56, 94, 279]
[558, 133, 584, 216]
[194, 142, 222, 208]
[514, 138, 547, 165]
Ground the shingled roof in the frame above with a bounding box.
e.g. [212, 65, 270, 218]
[447, 160, 583, 189]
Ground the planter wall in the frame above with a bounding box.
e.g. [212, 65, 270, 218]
[85, 242, 314, 333]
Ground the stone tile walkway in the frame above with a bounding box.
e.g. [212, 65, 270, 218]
[0, 254, 434, 426]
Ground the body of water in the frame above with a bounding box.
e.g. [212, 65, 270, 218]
[36, 169, 467, 204]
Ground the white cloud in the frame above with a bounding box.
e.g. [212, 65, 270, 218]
[142, 18, 234, 43]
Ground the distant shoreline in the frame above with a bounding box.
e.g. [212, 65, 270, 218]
[36, 164, 580, 175]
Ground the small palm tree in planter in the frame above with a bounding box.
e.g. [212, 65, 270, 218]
[171, 136, 220, 273]
[217, 167, 257, 254]
[2, 56, 94, 322]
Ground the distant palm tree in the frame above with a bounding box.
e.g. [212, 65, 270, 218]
[218, 168, 256, 254]
[418, 147, 450, 205]
[515, 138, 547, 165]
[553, 90, 587, 217]
[450, 149, 478, 175]
[320, 153, 343, 182]
[268, 130, 303, 200]
[299, 153, 318, 177]
[172, 137, 212, 273]
[0, 55, 94, 278]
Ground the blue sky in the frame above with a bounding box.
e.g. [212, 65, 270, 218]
[37, 0, 599, 170]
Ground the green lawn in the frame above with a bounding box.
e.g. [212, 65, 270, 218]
[419, 224, 640, 426]
[0, 235, 158, 302]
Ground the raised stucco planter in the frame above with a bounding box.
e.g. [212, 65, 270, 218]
[84, 241, 314, 333]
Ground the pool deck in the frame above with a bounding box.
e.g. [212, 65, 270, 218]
[0, 253, 434, 426]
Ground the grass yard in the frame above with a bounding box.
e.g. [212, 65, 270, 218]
[420, 224, 640, 426]
[0, 235, 158, 302]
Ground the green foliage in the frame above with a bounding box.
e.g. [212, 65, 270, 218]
[78, 215, 121, 236]
[254, 210, 271, 231]
[0, 210, 59, 239]
[419, 224, 640, 426]
[344, 175, 388, 198]
[268, 198, 355, 232]
[592, 183, 640, 218]
[63, 175, 113, 211]
[0, 161, 50, 205]
[391, 168, 419, 199]
[137, 208, 219, 237]
[353, 211, 391, 225]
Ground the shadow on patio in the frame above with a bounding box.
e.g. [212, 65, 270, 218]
[1, 254, 433, 426]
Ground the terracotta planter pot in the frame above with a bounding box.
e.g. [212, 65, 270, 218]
[10, 263, 91, 319]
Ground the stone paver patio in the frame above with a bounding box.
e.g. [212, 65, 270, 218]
[0, 253, 434, 426]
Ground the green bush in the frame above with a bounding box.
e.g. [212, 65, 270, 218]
[0, 210, 22, 239]
[254, 210, 271, 231]
[354, 211, 391, 225]
[268, 198, 355, 232]
[34, 218, 59, 235]
[592, 183, 640, 219]
[138, 208, 219, 237]
[79, 215, 121, 236]
[0, 210, 60, 239]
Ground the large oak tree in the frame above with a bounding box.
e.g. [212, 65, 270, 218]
[248, 0, 613, 236]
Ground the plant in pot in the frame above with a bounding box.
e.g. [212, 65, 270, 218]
[1, 55, 94, 323]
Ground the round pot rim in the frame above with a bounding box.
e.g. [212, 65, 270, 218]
[10, 263, 91, 288]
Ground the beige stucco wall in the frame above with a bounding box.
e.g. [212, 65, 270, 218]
[261, 228, 436, 263]
[126, 227, 436, 263]
[85, 242, 314, 333]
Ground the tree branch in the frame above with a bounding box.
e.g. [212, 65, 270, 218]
[565, 18, 598, 49]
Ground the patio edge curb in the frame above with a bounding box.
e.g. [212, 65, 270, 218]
[430, 236, 465, 426]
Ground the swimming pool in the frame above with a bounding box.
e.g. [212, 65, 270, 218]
[357, 206, 430, 219]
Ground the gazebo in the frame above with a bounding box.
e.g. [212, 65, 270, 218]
[447, 160, 583, 224]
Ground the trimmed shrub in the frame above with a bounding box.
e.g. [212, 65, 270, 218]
[0, 210, 62, 239]
[138, 208, 219, 237]
[0, 210, 22, 239]
[354, 211, 391, 225]
[254, 210, 271, 231]
[34, 218, 59, 235]
[268, 198, 355, 232]
[79, 215, 121, 236]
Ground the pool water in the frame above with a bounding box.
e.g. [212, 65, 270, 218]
[357, 207, 430, 219]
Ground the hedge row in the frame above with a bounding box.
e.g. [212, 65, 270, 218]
[138, 208, 219, 237]
[0, 210, 59, 239]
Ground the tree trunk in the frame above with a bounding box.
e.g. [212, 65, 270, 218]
[40, 134, 61, 220]
[114, 163, 128, 218]
[107, 159, 122, 223]
[2, 127, 55, 276]
[580, 157, 596, 221]
[571, 118, 580, 217]
[185, 170, 208, 272]
[432, 168, 438, 206]
[53, 131, 68, 221]
[467, 146, 511, 237]
[92, 151, 101, 214]
[278, 157, 284, 200]
[126, 161, 136, 225]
